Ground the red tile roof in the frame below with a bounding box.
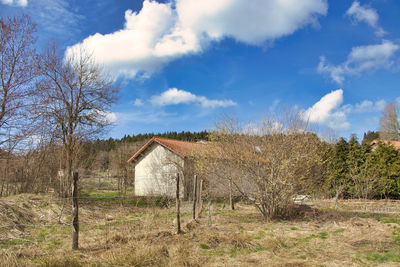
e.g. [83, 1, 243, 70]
[370, 139, 400, 150]
[127, 137, 202, 163]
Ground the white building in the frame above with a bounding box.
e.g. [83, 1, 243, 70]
[128, 137, 199, 198]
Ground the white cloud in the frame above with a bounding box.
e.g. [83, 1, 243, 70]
[353, 99, 386, 113]
[1, 0, 27, 6]
[89, 110, 117, 124]
[66, 0, 327, 79]
[345, 1, 385, 36]
[318, 40, 400, 84]
[301, 89, 350, 129]
[302, 89, 388, 129]
[133, 98, 144, 106]
[150, 88, 236, 108]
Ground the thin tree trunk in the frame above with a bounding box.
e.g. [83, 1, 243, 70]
[176, 173, 182, 234]
[197, 179, 203, 217]
[229, 179, 234, 210]
[72, 172, 79, 250]
[192, 175, 197, 220]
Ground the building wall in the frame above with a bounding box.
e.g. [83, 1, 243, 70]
[134, 143, 184, 197]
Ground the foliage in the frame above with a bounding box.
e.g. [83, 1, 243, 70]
[362, 131, 379, 145]
[325, 137, 400, 199]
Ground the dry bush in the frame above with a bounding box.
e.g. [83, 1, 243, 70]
[195, 110, 325, 219]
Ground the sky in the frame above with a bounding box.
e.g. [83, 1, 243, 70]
[1, 0, 400, 141]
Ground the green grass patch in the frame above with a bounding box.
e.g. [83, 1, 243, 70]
[377, 217, 400, 225]
[252, 245, 266, 252]
[333, 228, 345, 234]
[0, 239, 29, 248]
[290, 227, 298, 231]
[239, 218, 252, 223]
[207, 248, 226, 256]
[229, 247, 239, 258]
[318, 231, 328, 239]
[200, 243, 210, 249]
[393, 227, 400, 245]
[254, 230, 266, 240]
[366, 252, 400, 263]
[302, 231, 329, 242]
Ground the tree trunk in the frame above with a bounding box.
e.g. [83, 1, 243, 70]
[176, 173, 182, 234]
[197, 179, 203, 217]
[229, 179, 234, 210]
[72, 172, 79, 250]
[192, 175, 197, 220]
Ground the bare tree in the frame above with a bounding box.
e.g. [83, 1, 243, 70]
[379, 102, 400, 141]
[195, 110, 325, 219]
[35, 45, 119, 195]
[0, 15, 38, 149]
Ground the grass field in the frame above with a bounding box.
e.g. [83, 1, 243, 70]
[1, 180, 400, 266]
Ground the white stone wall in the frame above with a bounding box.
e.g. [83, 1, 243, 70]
[134, 143, 184, 197]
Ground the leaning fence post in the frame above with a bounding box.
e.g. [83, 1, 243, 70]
[72, 172, 79, 250]
[176, 173, 182, 234]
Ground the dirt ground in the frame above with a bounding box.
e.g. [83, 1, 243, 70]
[1, 191, 400, 266]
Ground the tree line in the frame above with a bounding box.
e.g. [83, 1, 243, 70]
[325, 135, 400, 200]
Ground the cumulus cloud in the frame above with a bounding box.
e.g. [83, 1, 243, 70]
[150, 88, 236, 108]
[0, 0, 27, 7]
[346, 1, 385, 36]
[318, 40, 400, 84]
[66, 0, 327, 78]
[302, 89, 388, 129]
[302, 89, 349, 129]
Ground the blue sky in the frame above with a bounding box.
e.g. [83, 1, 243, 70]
[1, 0, 400, 141]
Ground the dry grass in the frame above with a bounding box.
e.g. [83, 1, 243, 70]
[1, 193, 400, 266]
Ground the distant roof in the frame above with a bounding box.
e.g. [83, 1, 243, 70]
[370, 139, 400, 150]
[127, 137, 202, 163]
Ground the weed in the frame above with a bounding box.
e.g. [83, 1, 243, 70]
[290, 227, 298, 230]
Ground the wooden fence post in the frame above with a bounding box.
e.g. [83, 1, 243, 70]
[192, 175, 197, 220]
[176, 173, 182, 234]
[72, 172, 79, 250]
